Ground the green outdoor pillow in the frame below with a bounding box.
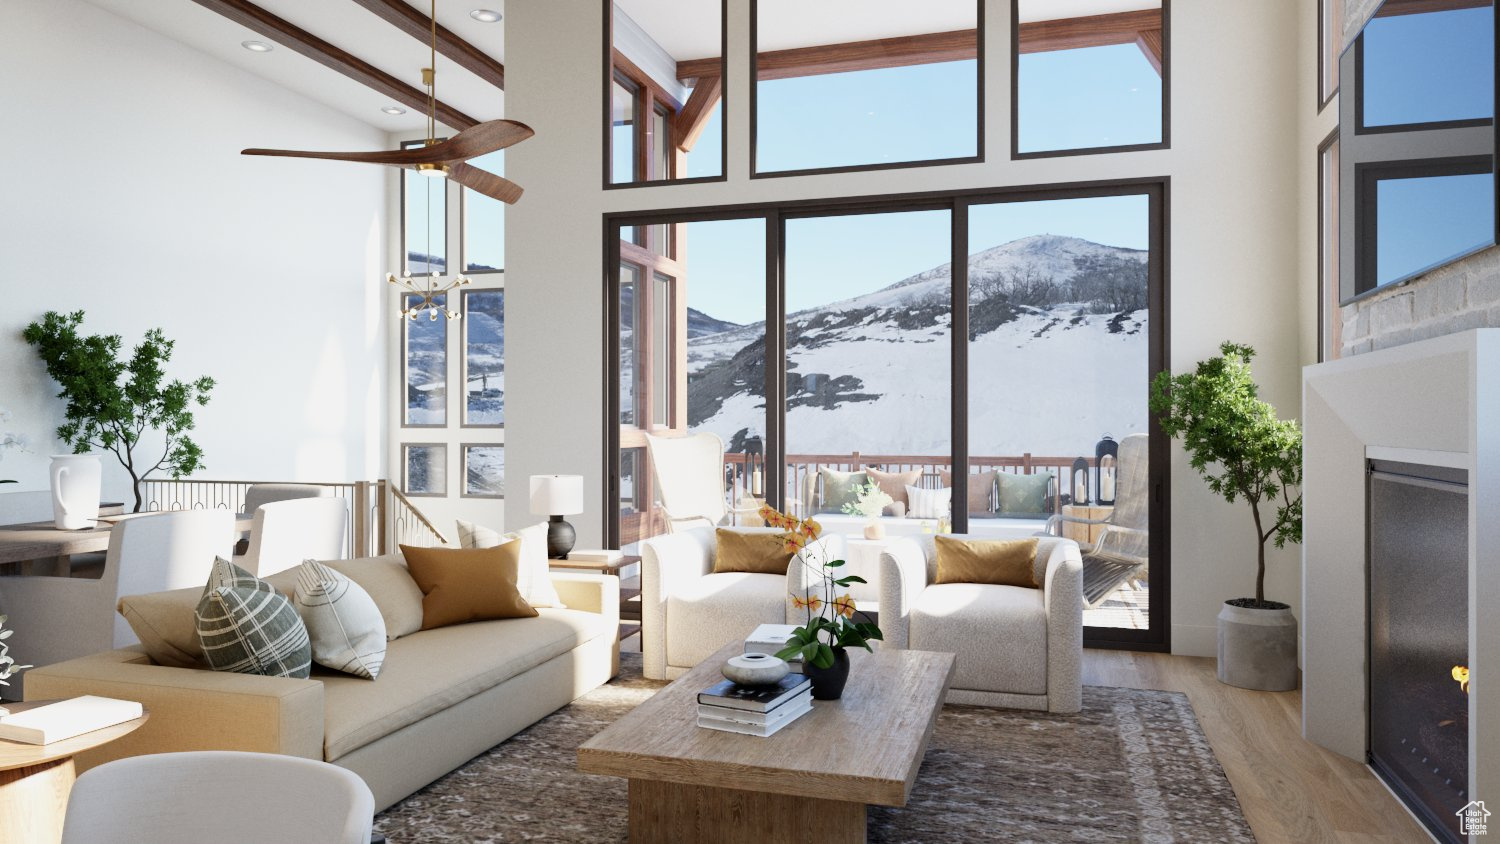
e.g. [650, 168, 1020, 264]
[998, 472, 1053, 516]
[818, 468, 868, 513]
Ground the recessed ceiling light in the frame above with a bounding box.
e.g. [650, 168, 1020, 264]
[469, 9, 502, 23]
[382, 106, 407, 115]
[241, 40, 273, 53]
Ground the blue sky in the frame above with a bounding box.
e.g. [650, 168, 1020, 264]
[1377, 173, 1494, 285]
[1363, 6, 1493, 127]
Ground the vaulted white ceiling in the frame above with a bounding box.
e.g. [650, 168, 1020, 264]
[82, 0, 505, 133]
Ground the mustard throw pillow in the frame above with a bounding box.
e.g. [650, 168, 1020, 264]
[399, 543, 539, 630]
[934, 536, 1040, 588]
[713, 529, 796, 575]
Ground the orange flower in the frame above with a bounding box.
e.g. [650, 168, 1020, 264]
[792, 593, 823, 613]
[783, 532, 809, 553]
[799, 517, 822, 539]
[831, 594, 857, 618]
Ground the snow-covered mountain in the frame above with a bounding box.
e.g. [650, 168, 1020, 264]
[686, 234, 1150, 457]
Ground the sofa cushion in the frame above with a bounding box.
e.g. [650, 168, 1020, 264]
[910, 583, 1047, 695]
[293, 560, 387, 680]
[319, 607, 612, 761]
[119, 560, 292, 670]
[817, 468, 867, 513]
[939, 469, 999, 515]
[323, 555, 425, 640]
[400, 543, 538, 630]
[866, 467, 921, 511]
[711, 528, 793, 575]
[934, 536, 1040, 588]
[666, 572, 786, 668]
[997, 472, 1052, 516]
[456, 520, 566, 609]
[196, 584, 312, 679]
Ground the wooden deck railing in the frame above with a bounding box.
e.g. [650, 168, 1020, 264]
[138, 479, 450, 557]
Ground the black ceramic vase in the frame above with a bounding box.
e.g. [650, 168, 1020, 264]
[805, 647, 850, 700]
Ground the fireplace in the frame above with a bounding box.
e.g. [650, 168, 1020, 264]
[1367, 460, 1469, 843]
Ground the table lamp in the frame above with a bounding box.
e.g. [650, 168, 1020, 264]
[530, 474, 584, 559]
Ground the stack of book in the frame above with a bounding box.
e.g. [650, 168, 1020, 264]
[744, 623, 804, 673]
[696, 674, 812, 737]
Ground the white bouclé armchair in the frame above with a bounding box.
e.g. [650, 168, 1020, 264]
[879, 534, 1084, 712]
[639, 526, 845, 680]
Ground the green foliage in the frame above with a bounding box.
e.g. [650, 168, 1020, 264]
[1150, 342, 1302, 603]
[773, 555, 883, 668]
[0, 614, 31, 687]
[23, 311, 214, 512]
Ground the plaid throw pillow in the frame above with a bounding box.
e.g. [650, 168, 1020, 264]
[196, 564, 312, 679]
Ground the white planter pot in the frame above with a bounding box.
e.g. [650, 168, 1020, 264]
[1216, 600, 1299, 691]
[50, 454, 102, 530]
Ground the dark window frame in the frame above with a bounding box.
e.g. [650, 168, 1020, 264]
[1010, 0, 1171, 160]
[1353, 9, 1494, 136]
[1317, 126, 1341, 362]
[1353, 154, 1494, 296]
[601, 177, 1172, 652]
[603, 0, 730, 190]
[1319, 0, 1342, 113]
[748, 0, 985, 179]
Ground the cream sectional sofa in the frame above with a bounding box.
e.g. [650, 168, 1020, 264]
[24, 555, 620, 811]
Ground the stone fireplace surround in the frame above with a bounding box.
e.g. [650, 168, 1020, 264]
[1303, 329, 1500, 836]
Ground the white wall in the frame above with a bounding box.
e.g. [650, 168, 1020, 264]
[505, 0, 1305, 655]
[0, 0, 388, 503]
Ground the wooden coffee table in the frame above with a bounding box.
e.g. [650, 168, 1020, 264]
[578, 640, 954, 843]
[0, 700, 149, 844]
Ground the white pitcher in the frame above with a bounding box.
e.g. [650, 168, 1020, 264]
[50, 454, 102, 530]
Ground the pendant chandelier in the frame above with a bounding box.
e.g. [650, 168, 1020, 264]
[389, 0, 470, 321]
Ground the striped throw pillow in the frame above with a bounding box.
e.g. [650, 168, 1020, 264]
[905, 485, 952, 520]
[293, 559, 387, 680]
[196, 582, 312, 679]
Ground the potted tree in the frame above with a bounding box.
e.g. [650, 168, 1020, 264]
[1150, 342, 1303, 691]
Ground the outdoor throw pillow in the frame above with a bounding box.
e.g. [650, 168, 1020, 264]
[712, 528, 796, 575]
[905, 485, 952, 520]
[998, 472, 1053, 515]
[818, 468, 868, 513]
[938, 469, 1000, 516]
[934, 536, 1040, 588]
[865, 467, 922, 512]
[456, 519, 565, 608]
[196, 580, 312, 679]
[400, 542, 539, 630]
[293, 559, 387, 680]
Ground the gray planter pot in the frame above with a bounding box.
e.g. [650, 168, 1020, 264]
[1216, 600, 1298, 691]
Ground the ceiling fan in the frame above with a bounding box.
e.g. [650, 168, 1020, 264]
[241, 0, 530, 205]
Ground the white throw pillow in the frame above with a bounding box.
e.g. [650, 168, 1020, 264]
[293, 559, 387, 680]
[905, 485, 952, 520]
[455, 519, 565, 609]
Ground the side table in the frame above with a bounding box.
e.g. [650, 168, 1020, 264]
[0, 700, 149, 844]
[1061, 504, 1114, 545]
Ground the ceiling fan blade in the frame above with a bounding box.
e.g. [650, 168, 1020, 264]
[449, 162, 525, 204]
[242, 120, 535, 166]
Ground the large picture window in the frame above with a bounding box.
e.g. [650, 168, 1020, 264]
[606, 182, 1167, 646]
[1013, 0, 1166, 157]
[752, 0, 980, 176]
[606, 1, 726, 187]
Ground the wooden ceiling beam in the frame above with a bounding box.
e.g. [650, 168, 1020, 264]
[676, 10, 1167, 83]
[1017, 9, 1162, 55]
[673, 74, 721, 153]
[348, 0, 505, 91]
[189, 0, 479, 129]
[1375, 0, 1489, 16]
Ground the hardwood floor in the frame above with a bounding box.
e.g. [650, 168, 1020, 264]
[1083, 650, 1430, 843]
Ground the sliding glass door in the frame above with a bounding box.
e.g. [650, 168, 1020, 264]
[606, 182, 1167, 647]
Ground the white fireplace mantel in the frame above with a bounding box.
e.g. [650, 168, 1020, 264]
[1303, 329, 1500, 821]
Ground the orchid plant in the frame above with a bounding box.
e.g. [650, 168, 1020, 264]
[759, 505, 882, 669]
[840, 479, 893, 520]
[0, 407, 29, 485]
[0, 615, 31, 688]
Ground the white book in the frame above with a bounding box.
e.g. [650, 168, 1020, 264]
[0, 695, 142, 745]
[745, 623, 804, 672]
[697, 698, 813, 737]
[568, 549, 624, 563]
[699, 691, 812, 726]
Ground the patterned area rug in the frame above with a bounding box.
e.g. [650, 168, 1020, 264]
[375, 654, 1253, 843]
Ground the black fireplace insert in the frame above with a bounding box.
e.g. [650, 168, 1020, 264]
[1367, 459, 1469, 844]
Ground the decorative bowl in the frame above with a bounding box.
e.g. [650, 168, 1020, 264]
[722, 652, 790, 686]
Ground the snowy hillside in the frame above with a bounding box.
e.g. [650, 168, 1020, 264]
[686, 234, 1149, 457]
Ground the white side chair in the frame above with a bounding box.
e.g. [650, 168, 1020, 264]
[240, 497, 348, 577]
[644, 432, 759, 534]
[879, 534, 1084, 713]
[0, 509, 233, 698]
[640, 526, 845, 680]
[62, 751, 374, 844]
[240, 483, 333, 518]
[0, 489, 54, 525]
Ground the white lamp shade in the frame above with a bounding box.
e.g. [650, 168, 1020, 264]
[530, 474, 584, 516]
